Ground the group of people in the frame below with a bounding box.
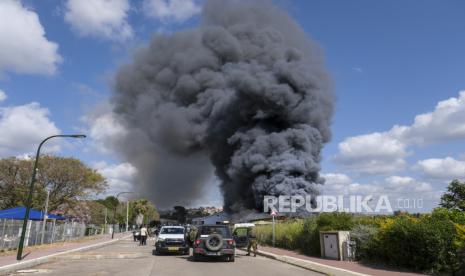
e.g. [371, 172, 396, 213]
[133, 224, 149, 246]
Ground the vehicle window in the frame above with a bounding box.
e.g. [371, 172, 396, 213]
[160, 227, 184, 234]
[233, 228, 248, 237]
[200, 226, 231, 237]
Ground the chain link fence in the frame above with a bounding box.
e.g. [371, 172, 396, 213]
[0, 219, 88, 251]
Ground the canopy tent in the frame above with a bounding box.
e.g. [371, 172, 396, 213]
[0, 207, 65, 220]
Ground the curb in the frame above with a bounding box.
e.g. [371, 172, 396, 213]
[0, 234, 132, 275]
[238, 249, 370, 276]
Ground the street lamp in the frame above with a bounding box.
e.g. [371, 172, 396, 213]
[17, 134, 86, 261]
[112, 191, 133, 239]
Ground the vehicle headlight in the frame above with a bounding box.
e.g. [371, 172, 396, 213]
[157, 237, 165, 242]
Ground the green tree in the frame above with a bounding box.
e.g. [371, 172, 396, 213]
[0, 157, 34, 208]
[440, 180, 465, 211]
[86, 200, 108, 225]
[96, 196, 124, 225]
[0, 156, 107, 211]
[130, 199, 159, 225]
[96, 196, 119, 210]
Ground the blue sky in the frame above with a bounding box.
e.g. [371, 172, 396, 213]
[0, 0, 464, 211]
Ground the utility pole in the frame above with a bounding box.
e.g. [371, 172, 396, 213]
[104, 208, 107, 234]
[40, 190, 50, 244]
[112, 192, 133, 239]
[126, 201, 129, 232]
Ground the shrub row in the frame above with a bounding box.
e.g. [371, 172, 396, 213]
[255, 209, 465, 274]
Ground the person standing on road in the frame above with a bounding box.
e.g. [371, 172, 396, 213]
[187, 227, 198, 247]
[140, 225, 148, 246]
[133, 230, 137, 242]
[246, 227, 258, 257]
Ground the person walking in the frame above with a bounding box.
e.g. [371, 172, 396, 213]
[132, 230, 138, 242]
[246, 227, 258, 257]
[140, 225, 148, 246]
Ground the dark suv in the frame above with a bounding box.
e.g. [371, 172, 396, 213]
[193, 225, 235, 262]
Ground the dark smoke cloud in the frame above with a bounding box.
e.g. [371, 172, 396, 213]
[112, 0, 333, 211]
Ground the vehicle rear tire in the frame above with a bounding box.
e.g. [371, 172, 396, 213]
[229, 255, 235, 262]
[205, 234, 223, 252]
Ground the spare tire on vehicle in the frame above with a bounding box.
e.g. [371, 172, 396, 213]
[205, 234, 223, 251]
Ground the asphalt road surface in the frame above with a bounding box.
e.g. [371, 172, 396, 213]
[11, 238, 324, 276]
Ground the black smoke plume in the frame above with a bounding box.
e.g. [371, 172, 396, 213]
[112, 0, 333, 211]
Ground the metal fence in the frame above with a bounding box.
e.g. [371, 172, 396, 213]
[0, 219, 87, 251]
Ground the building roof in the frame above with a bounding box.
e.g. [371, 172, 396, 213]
[0, 206, 65, 220]
[192, 211, 231, 224]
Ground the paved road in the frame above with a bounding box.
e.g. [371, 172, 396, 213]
[11, 238, 323, 276]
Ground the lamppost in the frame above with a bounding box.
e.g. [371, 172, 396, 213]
[17, 134, 86, 261]
[112, 191, 133, 239]
[39, 189, 50, 245]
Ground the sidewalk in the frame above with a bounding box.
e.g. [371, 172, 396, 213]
[0, 233, 130, 270]
[258, 246, 425, 276]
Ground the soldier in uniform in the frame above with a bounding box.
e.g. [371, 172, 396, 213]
[246, 227, 258, 257]
[187, 227, 198, 251]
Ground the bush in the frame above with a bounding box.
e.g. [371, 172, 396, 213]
[432, 207, 465, 225]
[350, 224, 378, 260]
[353, 215, 389, 227]
[256, 213, 356, 256]
[256, 219, 304, 250]
[373, 214, 460, 273]
[272, 219, 304, 250]
[299, 216, 319, 255]
[257, 211, 465, 274]
[453, 223, 465, 274]
[316, 212, 354, 231]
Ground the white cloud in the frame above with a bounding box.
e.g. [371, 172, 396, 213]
[92, 161, 136, 195]
[385, 176, 434, 194]
[322, 172, 439, 211]
[0, 103, 61, 157]
[334, 91, 465, 175]
[0, 90, 6, 102]
[406, 91, 465, 144]
[322, 173, 381, 195]
[143, 0, 201, 23]
[0, 0, 62, 75]
[415, 157, 465, 181]
[322, 173, 352, 186]
[323, 173, 435, 196]
[334, 131, 408, 174]
[83, 107, 126, 154]
[65, 0, 133, 41]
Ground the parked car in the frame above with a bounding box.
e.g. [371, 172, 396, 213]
[192, 224, 235, 262]
[155, 226, 188, 255]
